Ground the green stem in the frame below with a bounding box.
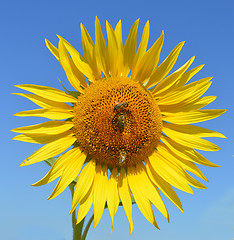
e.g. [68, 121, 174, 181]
[73, 214, 85, 240]
[81, 214, 94, 240]
[69, 183, 85, 240]
[69, 182, 95, 240]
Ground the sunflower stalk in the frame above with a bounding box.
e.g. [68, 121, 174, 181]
[69, 182, 93, 240]
[45, 158, 136, 239]
[72, 212, 84, 240]
[45, 159, 93, 240]
[81, 214, 94, 240]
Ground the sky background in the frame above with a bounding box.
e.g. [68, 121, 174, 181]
[1, 0, 234, 239]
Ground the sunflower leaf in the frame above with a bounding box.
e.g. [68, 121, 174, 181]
[58, 78, 80, 98]
[119, 195, 136, 206]
[44, 157, 57, 167]
[131, 195, 136, 204]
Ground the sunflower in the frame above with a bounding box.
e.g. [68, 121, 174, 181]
[12, 17, 226, 232]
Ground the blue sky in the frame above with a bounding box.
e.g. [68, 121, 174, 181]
[1, 0, 234, 239]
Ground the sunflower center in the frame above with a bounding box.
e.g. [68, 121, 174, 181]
[73, 77, 162, 168]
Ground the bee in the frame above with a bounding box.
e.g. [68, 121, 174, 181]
[113, 101, 128, 111]
[116, 113, 126, 132]
[120, 149, 126, 164]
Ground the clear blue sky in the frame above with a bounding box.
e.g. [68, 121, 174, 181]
[2, 0, 234, 239]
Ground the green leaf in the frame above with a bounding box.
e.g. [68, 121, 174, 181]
[118, 195, 136, 207]
[44, 157, 57, 167]
[131, 194, 136, 204]
[58, 78, 80, 98]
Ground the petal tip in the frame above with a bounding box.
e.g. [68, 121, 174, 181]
[56, 34, 62, 40]
[47, 195, 53, 200]
[19, 160, 26, 167]
[95, 16, 100, 23]
[69, 208, 74, 215]
[180, 41, 185, 47]
[80, 22, 83, 27]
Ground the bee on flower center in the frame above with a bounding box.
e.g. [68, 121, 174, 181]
[119, 149, 127, 165]
[113, 101, 128, 111]
[116, 113, 126, 132]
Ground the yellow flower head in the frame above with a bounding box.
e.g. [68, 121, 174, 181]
[12, 17, 226, 232]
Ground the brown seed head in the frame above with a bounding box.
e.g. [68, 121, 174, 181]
[73, 77, 162, 168]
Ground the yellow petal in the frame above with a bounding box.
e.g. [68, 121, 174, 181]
[163, 122, 224, 151]
[156, 148, 206, 190]
[45, 39, 59, 60]
[161, 135, 220, 167]
[157, 77, 212, 105]
[19, 134, 76, 166]
[149, 151, 193, 193]
[135, 163, 169, 221]
[32, 148, 81, 186]
[146, 42, 185, 88]
[80, 23, 101, 79]
[14, 108, 73, 120]
[152, 56, 195, 96]
[14, 84, 77, 103]
[77, 186, 93, 224]
[161, 64, 205, 94]
[159, 96, 217, 113]
[107, 168, 119, 232]
[175, 64, 204, 88]
[145, 158, 183, 212]
[164, 122, 226, 138]
[132, 31, 164, 84]
[132, 21, 150, 71]
[114, 20, 124, 75]
[12, 121, 73, 134]
[162, 109, 226, 125]
[184, 172, 207, 189]
[58, 39, 87, 91]
[93, 164, 108, 229]
[59, 36, 95, 82]
[12, 131, 72, 144]
[48, 151, 86, 200]
[118, 167, 133, 233]
[106, 21, 119, 77]
[12, 93, 73, 110]
[157, 142, 207, 181]
[153, 148, 206, 190]
[127, 165, 159, 229]
[122, 19, 139, 77]
[95, 16, 109, 76]
[80, 23, 94, 60]
[70, 160, 96, 213]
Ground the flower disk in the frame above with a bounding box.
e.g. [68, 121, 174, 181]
[73, 77, 162, 167]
